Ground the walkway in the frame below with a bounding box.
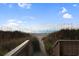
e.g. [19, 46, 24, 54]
[32, 33, 47, 56]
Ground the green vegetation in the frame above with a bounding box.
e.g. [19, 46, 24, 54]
[0, 30, 32, 56]
[2, 29, 79, 56]
[31, 37, 40, 52]
[43, 29, 79, 55]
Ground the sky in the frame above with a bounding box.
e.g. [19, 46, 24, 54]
[0, 3, 79, 33]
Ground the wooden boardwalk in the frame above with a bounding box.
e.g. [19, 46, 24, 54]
[5, 34, 47, 56]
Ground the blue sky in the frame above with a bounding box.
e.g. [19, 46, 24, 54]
[0, 3, 79, 33]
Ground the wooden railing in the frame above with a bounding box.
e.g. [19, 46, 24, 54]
[52, 40, 79, 48]
[4, 35, 47, 56]
[4, 40, 32, 56]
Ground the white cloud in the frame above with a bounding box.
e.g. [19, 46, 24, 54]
[8, 4, 12, 8]
[29, 16, 36, 20]
[0, 19, 32, 33]
[59, 7, 73, 19]
[63, 13, 72, 19]
[73, 4, 78, 7]
[2, 3, 32, 9]
[61, 7, 67, 13]
[2, 19, 23, 31]
[18, 3, 31, 9]
[29, 24, 59, 33]
[57, 24, 79, 30]
[1, 21, 79, 33]
[7, 19, 16, 23]
[25, 24, 79, 33]
[7, 19, 23, 24]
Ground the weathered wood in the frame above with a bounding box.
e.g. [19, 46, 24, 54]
[52, 40, 79, 56]
[52, 40, 79, 48]
[4, 40, 30, 56]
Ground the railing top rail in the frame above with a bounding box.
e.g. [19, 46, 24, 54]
[59, 40, 79, 41]
[4, 40, 30, 56]
[52, 39, 79, 48]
